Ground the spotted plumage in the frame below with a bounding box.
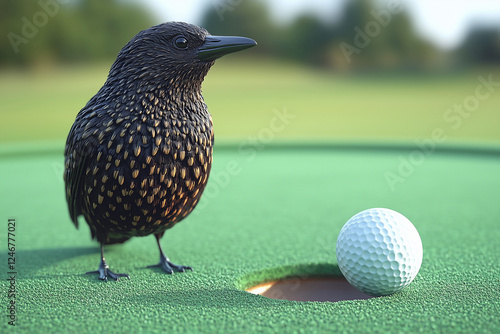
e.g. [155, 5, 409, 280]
[64, 22, 256, 281]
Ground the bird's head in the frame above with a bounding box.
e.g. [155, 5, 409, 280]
[108, 22, 256, 92]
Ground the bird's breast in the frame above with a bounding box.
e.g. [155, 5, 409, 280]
[81, 102, 214, 237]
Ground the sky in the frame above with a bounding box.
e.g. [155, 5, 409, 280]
[139, 0, 500, 50]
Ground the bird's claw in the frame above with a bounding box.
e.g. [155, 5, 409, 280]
[147, 254, 193, 274]
[86, 259, 130, 281]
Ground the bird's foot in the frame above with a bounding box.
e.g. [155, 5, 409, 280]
[147, 254, 193, 275]
[86, 259, 130, 281]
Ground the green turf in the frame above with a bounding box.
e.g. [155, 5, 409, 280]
[1, 60, 500, 144]
[1, 142, 499, 333]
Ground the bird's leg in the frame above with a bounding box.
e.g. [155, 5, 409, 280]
[86, 243, 130, 281]
[147, 234, 193, 274]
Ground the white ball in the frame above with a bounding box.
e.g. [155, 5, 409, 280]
[336, 208, 423, 296]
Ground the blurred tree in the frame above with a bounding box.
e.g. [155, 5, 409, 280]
[201, 0, 441, 70]
[332, 0, 439, 70]
[0, 1, 35, 65]
[459, 28, 500, 65]
[1, 0, 155, 66]
[276, 15, 334, 65]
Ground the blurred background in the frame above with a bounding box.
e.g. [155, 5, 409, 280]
[1, 0, 499, 145]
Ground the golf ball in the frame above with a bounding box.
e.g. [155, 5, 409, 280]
[336, 208, 423, 296]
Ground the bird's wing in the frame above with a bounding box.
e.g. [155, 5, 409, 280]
[64, 95, 102, 228]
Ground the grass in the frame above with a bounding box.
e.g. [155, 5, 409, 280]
[0, 145, 498, 333]
[0, 58, 499, 145]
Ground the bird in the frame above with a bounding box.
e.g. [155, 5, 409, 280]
[64, 22, 256, 281]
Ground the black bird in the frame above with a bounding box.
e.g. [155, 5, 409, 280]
[64, 22, 256, 281]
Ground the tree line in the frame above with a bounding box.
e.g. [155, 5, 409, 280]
[2, 0, 499, 69]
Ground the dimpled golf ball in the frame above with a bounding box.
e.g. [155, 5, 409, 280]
[336, 208, 423, 296]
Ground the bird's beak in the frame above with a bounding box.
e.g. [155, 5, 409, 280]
[197, 35, 257, 61]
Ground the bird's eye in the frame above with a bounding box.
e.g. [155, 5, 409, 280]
[174, 36, 188, 49]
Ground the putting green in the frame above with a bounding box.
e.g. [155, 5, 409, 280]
[0, 141, 499, 333]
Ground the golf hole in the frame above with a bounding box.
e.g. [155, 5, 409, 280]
[246, 277, 373, 302]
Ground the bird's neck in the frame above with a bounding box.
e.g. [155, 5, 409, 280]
[102, 62, 212, 121]
[108, 65, 209, 100]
